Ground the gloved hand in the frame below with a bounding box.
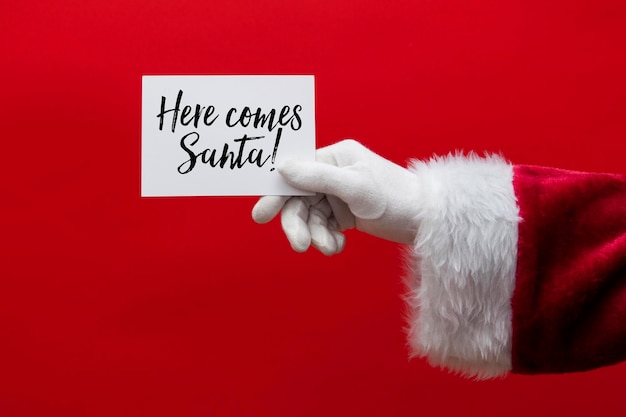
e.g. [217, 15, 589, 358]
[252, 140, 421, 255]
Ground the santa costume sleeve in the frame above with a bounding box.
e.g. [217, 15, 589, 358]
[404, 155, 626, 378]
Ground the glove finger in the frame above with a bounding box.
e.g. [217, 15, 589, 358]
[252, 195, 289, 224]
[328, 217, 346, 254]
[312, 195, 333, 217]
[303, 193, 325, 206]
[278, 160, 385, 219]
[309, 212, 338, 256]
[308, 198, 338, 256]
[281, 197, 312, 252]
[326, 195, 355, 230]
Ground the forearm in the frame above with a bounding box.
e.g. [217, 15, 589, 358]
[405, 157, 626, 376]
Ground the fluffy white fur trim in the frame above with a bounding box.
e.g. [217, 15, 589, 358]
[405, 154, 520, 378]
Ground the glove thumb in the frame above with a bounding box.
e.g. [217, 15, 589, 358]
[277, 159, 386, 219]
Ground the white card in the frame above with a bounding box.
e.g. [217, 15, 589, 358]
[141, 75, 315, 196]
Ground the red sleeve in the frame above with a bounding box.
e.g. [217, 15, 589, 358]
[512, 165, 626, 374]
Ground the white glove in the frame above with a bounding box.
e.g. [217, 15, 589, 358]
[252, 140, 421, 255]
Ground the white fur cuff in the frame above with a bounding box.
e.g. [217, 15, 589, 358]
[404, 154, 520, 378]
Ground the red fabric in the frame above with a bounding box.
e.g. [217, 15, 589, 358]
[512, 165, 626, 374]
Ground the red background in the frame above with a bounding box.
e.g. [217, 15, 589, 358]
[2, 1, 626, 416]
